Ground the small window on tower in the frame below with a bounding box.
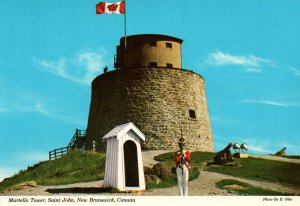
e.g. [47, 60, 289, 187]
[166, 42, 172, 48]
[166, 63, 173, 68]
[149, 62, 157, 67]
[150, 41, 157, 47]
[189, 110, 196, 119]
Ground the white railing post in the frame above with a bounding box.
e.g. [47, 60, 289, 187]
[93, 141, 96, 151]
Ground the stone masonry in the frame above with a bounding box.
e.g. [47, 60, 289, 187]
[85, 67, 214, 152]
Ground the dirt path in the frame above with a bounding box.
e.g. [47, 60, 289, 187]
[1, 152, 299, 196]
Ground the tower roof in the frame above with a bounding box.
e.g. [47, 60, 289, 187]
[120, 34, 183, 44]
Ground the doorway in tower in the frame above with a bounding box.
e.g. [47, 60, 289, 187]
[123, 140, 139, 187]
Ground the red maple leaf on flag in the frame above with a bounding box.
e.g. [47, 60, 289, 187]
[107, 3, 118, 12]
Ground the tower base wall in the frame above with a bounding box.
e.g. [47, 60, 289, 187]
[85, 68, 214, 152]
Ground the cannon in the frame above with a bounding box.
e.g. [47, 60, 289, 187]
[275, 147, 286, 156]
[213, 143, 234, 165]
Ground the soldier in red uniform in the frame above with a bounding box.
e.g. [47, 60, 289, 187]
[175, 138, 191, 196]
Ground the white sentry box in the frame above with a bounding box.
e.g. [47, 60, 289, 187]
[103, 122, 145, 191]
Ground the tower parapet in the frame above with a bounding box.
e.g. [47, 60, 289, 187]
[115, 34, 183, 69]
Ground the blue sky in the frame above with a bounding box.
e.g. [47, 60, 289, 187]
[0, 0, 299, 181]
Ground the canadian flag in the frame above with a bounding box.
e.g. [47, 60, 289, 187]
[96, 1, 125, 14]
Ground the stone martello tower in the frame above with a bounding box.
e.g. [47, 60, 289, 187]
[85, 34, 214, 152]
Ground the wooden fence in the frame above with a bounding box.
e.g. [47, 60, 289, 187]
[48, 129, 86, 161]
[49, 146, 70, 161]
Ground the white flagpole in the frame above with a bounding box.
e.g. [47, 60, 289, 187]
[124, 0, 127, 50]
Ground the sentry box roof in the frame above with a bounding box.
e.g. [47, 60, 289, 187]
[102, 122, 145, 142]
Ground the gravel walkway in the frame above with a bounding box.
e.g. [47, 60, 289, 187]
[1, 152, 299, 196]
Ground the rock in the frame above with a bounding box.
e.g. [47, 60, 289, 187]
[6, 181, 38, 191]
[152, 163, 176, 180]
[144, 162, 177, 185]
[144, 174, 160, 185]
[143, 166, 152, 174]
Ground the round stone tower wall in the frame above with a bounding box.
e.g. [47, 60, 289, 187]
[85, 67, 214, 152]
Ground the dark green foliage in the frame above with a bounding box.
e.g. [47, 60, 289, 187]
[0, 150, 106, 192]
[153, 152, 174, 162]
[189, 168, 200, 181]
[216, 179, 292, 196]
[206, 157, 300, 187]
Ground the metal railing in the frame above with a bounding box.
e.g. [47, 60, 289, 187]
[49, 129, 86, 161]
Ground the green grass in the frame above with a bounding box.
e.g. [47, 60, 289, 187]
[216, 179, 292, 196]
[154, 151, 215, 163]
[2, 150, 299, 194]
[154, 152, 300, 188]
[0, 150, 106, 192]
[206, 157, 300, 188]
[146, 178, 177, 190]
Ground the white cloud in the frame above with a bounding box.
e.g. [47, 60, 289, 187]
[247, 145, 273, 154]
[245, 68, 262, 73]
[5, 100, 85, 126]
[13, 102, 49, 114]
[233, 137, 274, 154]
[214, 135, 295, 155]
[206, 50, 277, 68]
[1, 89, 85, 126]
[288, 67, 300, 77]
[242, 99, 298, 107]
[241, 137, 300, 155]
[23, 103, 85, 125]
[34, 49, 107, 85]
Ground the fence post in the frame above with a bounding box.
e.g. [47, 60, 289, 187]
[93, 141, 96, 151]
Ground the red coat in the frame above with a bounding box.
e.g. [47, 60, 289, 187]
[175, 150, 191, 165]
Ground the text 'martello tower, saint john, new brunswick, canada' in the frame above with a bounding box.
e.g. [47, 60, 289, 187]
[85, 34, 214, 152]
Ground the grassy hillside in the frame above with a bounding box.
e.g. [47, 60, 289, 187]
[1, 150, 299, 194]
[0, 150, 106, 192]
